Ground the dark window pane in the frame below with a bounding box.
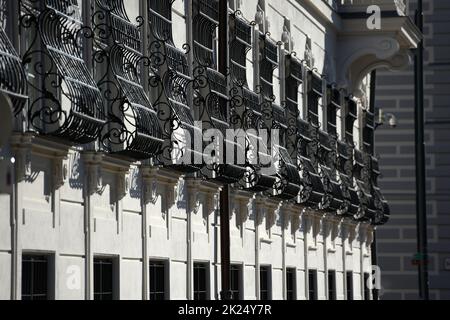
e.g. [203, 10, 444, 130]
[260, 266, 270, 300]
[308, 270, 317, 300]
[364, 273, 371, 300]
[328, 270, 336, 300]
[150, 261, 166, 300]
[230, 265, 241, 300]
[346, 271, 353, 300]
[194, 263, 208, 300]
[22, 255, 48, 301]
[94, 258, 114, 301]
[286, 268, 296, 300]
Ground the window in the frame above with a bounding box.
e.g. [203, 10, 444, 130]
[94, 258, 114, 301]
[328, 270, 336, 300]
[230, 264, 242, 300]
[286, 268, 296, 300]
[22, 255, 49, 300]
[308, 269, 317, 300]
[346, 271, 353, 300]
[150, 261, 166, 300]
[364, 272, 372, 300]
[259, 266, 271, 300]
[193, 263, 208, 300]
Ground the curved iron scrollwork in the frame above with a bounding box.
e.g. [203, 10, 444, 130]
[336, 140, 359, 216]
[20, 0, 105, 144]
[297, 118, 325, 208]
[0, 1, 28, 116]
[148, 0, 203, 173]
[353, 149, 374, 221]
[91, 0, 163, 159]
[318, 130, 343, 211]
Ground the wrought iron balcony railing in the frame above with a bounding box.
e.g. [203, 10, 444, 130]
[0, 22, 28, 116]
[20, 0, 105, 144]
[94, 0, 163, 159]
[318, 130, 344, 211]
[336, 140, 360, 216]
[297, 118, 325, 208]
[149, 0, 204, 173]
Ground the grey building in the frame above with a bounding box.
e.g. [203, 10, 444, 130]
[376, 0, 450, 300]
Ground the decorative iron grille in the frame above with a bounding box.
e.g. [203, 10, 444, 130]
[0, 3, 28, 116]
[148, 0, 203, 173]
[92, 0, 163, 159]
[20, 0, 105, 143]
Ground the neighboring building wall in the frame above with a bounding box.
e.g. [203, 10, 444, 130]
[376, 0, 450, 300]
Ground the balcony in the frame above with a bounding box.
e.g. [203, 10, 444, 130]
[20, 0, 105, 144]
[0, 26, 27, 116]
[149, 0, 203, 173]
[337, 141, 360, 216]
[94, 0, 163, 159]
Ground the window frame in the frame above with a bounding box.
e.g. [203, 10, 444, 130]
[286, 267, 297, 300]
[308, 269, 318, 301]
[259, 265, 272, 300]
[93, 256, 117, 301]
[149, 259, 169, 301]
[21, 254, 52, 301]
[327, 270, 337, 300]
[193, 262, 210, 301]
[346, 271, 354, 301]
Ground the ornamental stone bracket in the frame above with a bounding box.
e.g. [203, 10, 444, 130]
[231, 189, 253, 225]
[336, 8, 421, 98]
[10, 133, 70, 189]
[81, 152, 105, 195]
[185, 178, 222, 217]
[255, 196, 281, 229]
[141, 166, 181, 209]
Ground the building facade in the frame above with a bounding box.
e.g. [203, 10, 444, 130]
[376, 0, 450, 300]
[0, 0, 419, 300]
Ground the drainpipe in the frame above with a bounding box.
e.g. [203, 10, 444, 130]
[218, 0, 232, 300]
[369, 70, 379, 300]
[414, 0, 429, 301]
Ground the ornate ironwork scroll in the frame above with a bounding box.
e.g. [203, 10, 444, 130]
[354, 149, 374, 221]
[148, 0, 203, 173]
[191, 0, 247, 184]
[318, 130, 343, 211]
[20, 0, 105, 144]
[336, 140, 359, 216]
[92, 0, 163, 159]
[297, 118, 325, 208]
[0, 2, 28, 116]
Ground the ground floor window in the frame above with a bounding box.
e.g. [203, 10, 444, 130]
[308, 269, 318, 300]
[346, 271, 354, 300]
[364, 272, 371, 300]
[286, 268, 296, 300]
[150, 260, 167, 300]
[22, 255, 49, 300]
[328, 270, 336, 300]
[260, 266, 271, 300]
[193, 263, 208, 300]
[94, 258, 114, 300]
[230, 264, 242, 300]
